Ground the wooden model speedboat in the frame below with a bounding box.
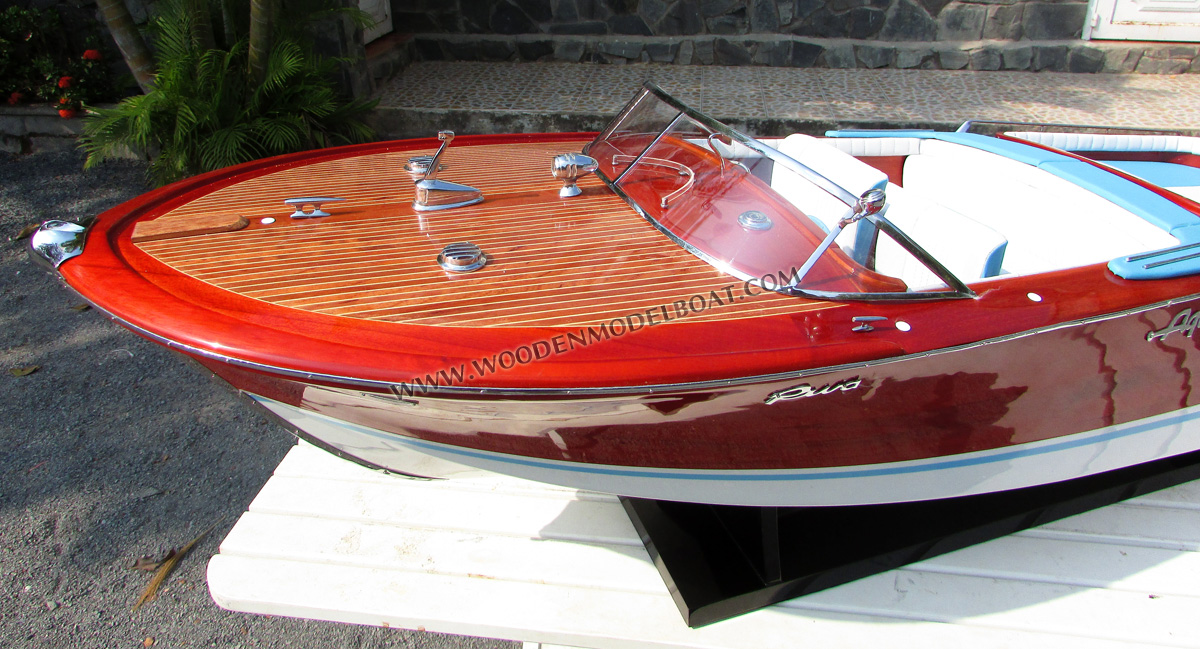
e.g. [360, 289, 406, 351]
[31, 84, 1200, 506]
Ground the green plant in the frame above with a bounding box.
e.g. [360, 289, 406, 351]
[1, 6, 120, 109]
[0, 7, 43, 101]
[80, 0, 376, 186]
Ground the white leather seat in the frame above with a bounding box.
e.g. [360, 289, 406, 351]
[771, 134, 889, 232]
[1005, 132, 1200, 155]
[873, 184, 1008, 289]
[901, 140, 1178, 276]
[768, 135, 1008, 288]
[824, 137, 925, 158]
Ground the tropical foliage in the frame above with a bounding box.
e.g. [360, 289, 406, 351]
[0, 6, 121, 111]
[81, 0, 376, 186]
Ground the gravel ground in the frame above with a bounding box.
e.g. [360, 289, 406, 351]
[0, 151, 516, 649]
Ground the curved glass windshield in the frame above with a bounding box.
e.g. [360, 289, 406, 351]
[585, 84, 973, 302]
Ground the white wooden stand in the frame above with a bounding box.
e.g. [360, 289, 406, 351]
[208, 441, 1200, 648]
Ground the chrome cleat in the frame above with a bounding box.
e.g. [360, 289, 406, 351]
[285, 197, 345, 219]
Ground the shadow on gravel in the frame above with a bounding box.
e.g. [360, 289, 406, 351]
[0, 152, 513, 649]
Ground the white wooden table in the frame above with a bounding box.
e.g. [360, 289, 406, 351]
[208, 441, 1200, 648]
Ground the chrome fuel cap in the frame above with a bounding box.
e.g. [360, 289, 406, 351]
[438, 242, 486, 272]
[737, 210, 773, 231]
[405, 155, 446, 181]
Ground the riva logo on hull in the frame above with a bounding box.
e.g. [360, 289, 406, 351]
[1148, 308, 1200, 343]
[765, 377, 862, 404]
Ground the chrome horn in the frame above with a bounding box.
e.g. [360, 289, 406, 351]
[552, 153, 599, 198]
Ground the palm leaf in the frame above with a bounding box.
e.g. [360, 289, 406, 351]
[79, 0, 375, 186]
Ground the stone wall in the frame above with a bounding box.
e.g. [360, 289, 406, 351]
[395, 0, 1200, 73]
[0, 105, 86, 155]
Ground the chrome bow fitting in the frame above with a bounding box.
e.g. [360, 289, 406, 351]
[551, 153, 599, 198]
[411, 131, 484, 212]
[28, 220, 87, 270]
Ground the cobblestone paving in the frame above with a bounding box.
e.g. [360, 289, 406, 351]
[380, 61, 1200, 131]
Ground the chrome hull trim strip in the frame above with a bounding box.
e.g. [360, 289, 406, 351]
[64, 270, 1200, 398]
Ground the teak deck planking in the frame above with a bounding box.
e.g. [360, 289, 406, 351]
[135, 141, 823, 328]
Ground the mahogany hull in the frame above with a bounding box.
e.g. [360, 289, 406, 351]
[183, 287, 1200, 505]
[41, 132, 1200, 505]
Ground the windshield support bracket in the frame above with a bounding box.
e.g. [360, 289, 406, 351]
[789, 189, 887, 289]
[612, 111, 687, 186]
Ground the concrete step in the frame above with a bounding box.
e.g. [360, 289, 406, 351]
[370, 61, 1200, 140]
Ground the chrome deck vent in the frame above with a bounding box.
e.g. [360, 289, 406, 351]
[438, 242, 487, 273]
[737, 210, 773, 231]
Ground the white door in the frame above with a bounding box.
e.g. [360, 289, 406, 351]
[1086, 0, 1200, 41]
[358, 0, 393, 44]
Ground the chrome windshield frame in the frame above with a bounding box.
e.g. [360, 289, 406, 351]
[586, 83, 858, 208]
[586, 83, 976, 303]
[779, 211, 974, 301]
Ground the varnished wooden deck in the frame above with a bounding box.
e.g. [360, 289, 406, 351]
[136, 141, 821, 327]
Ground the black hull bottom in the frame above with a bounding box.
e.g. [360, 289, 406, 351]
[622, 446, 1200, 628]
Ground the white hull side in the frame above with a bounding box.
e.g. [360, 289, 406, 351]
[253, 394, 1200, 507]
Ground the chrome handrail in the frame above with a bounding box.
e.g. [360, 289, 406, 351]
[957, 119, 1189, 137]
[611, 154, 695, 208]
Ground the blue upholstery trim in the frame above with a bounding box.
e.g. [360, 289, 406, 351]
[1106, 160, 1200, 188]
[852, 219, 876, 266]
[982, 241, 1008, 278]
[827, 130, 1200, 279]
[1108, 228, 1200, 280]
[1039, 159, 1195, 233]
[927, 132, 1056, 166]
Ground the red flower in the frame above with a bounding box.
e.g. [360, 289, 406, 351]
[7, 91, 23, 105]
[58, 108, 77, 119]
[82, 49, 101, 61]
[57, 76, 73, 89]
[59, 96, 70, 105]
